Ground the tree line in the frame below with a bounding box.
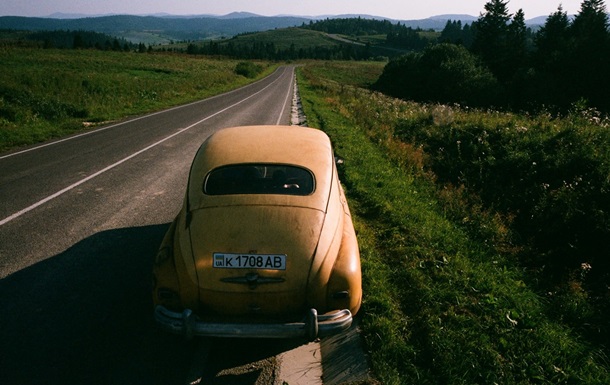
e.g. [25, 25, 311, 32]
[301, 17, 429, 50]
[183, 18, 430, 60]
[376, 0, 610, 114]
[1, 29, 152, 53]
[186, 39, 374, 61]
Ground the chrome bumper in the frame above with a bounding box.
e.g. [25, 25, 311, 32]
[154, 305, 353, 340]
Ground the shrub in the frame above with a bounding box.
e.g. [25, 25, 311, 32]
[394, 109, 610, 282]
[234, 61, 263, 78]
[374, 44, 500, 108]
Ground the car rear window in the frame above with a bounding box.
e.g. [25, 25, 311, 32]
[204, 164, 315, 196]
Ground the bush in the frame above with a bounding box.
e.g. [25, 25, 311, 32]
[0, 85, 88, 122]
[234, 61, 263, 78]
[398, 110, 610, 272]
[374, 44, 500, 108]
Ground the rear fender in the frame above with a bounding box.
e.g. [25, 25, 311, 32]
[174, 211, 200, 310]
[327, 212, 362, 315]
[152, 212, 199, 311]
[152, 219, 181, 310]
[306, 171, 345, 311]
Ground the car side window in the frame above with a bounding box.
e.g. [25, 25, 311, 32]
[204, 164, 315, 196]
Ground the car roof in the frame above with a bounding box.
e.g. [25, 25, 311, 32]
[187, 125, 335, 211]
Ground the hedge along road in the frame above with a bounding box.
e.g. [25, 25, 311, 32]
[0, 66, 300, 384]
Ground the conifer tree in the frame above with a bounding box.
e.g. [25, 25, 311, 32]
[504, 9, 529, 108]
[439, 20, 463, 44]
[531, 6, 573, 109]
[571, 0, 609, 43]
[506, 9, 528, 72]
[534, 5, 570, 67]
[471, 0, 511, 80]
[569, 0, 610, 110]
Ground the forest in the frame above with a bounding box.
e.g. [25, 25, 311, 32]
[301, 17, 430, 51]
[0, 29, 149, 52]
[376, 0, 610, 115]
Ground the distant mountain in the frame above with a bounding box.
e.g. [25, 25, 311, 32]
[428, 14, 479, 21]
[48, 12, 110, 19]
[415, 13, 549, 28]
[0, 12, 556, 44]
[283, 13, 545, 27]
[304, 13, 545, 29]
[526, 14, 577, 25]
[150, 12, 264, 19]
[0, 14, 311, 41]
[218, 12, 263, 19]
[315, 14, 393, 21]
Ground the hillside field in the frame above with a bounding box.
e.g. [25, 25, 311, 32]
[298, 61, 610, 384]
[0, 48, 275, 152]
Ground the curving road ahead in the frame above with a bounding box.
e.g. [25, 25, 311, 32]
[0, 66, 295, 276]
[0, 66, 303, 384]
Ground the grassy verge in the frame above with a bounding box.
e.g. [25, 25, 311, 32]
[297, 62, 610, 384]
[0, 48, 275, 152]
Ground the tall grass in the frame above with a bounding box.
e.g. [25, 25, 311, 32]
[297, 62, 610, 384]
[0, 47, 274, 152]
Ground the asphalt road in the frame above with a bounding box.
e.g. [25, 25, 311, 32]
[0, 66, 302, 384]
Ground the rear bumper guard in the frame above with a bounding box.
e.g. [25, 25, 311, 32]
[154, 305, 352, 340]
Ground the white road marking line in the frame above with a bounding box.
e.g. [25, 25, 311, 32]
[0, 69, 285, 161]
[0, 69, 291, 227]
[276, 67, 295, 125]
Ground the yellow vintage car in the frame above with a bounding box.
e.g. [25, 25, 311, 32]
[153, 125, 361, 340]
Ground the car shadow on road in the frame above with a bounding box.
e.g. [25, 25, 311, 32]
[0, 223, 202, 385]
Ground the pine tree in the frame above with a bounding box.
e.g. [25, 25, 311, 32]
[471, 0, 511, 80]
[504, 9, 530, 108]
[507, 9, 528, 71]
[569, 0, 610, 110]
[439, 20, 463, 44]
[571, 0, 609, 43]
[534, 5, 570, 68]
[530, 6, 573, 110]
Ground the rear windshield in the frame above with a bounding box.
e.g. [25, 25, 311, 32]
[204, 164, 315, 196]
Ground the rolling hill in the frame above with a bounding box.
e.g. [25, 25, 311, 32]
[0, 14, 311, 42]
[0, 13, 550, 44]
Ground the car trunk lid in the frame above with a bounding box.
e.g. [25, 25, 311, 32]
[189, 205, 325, 316]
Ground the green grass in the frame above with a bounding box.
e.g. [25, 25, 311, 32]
[297, 62, 610, 384]
[232, 28, 340, 50]
[179, 28, 343, 53]
[351, 34, 387, 45]
[120, 31, 174, 45]
[0, 47, 275, 152]
[297, 60, 385, 88]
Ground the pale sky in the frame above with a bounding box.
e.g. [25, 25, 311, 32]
[0, 0, 588, 20]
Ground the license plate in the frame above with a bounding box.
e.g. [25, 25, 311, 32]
[213, 253, 286, 270]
